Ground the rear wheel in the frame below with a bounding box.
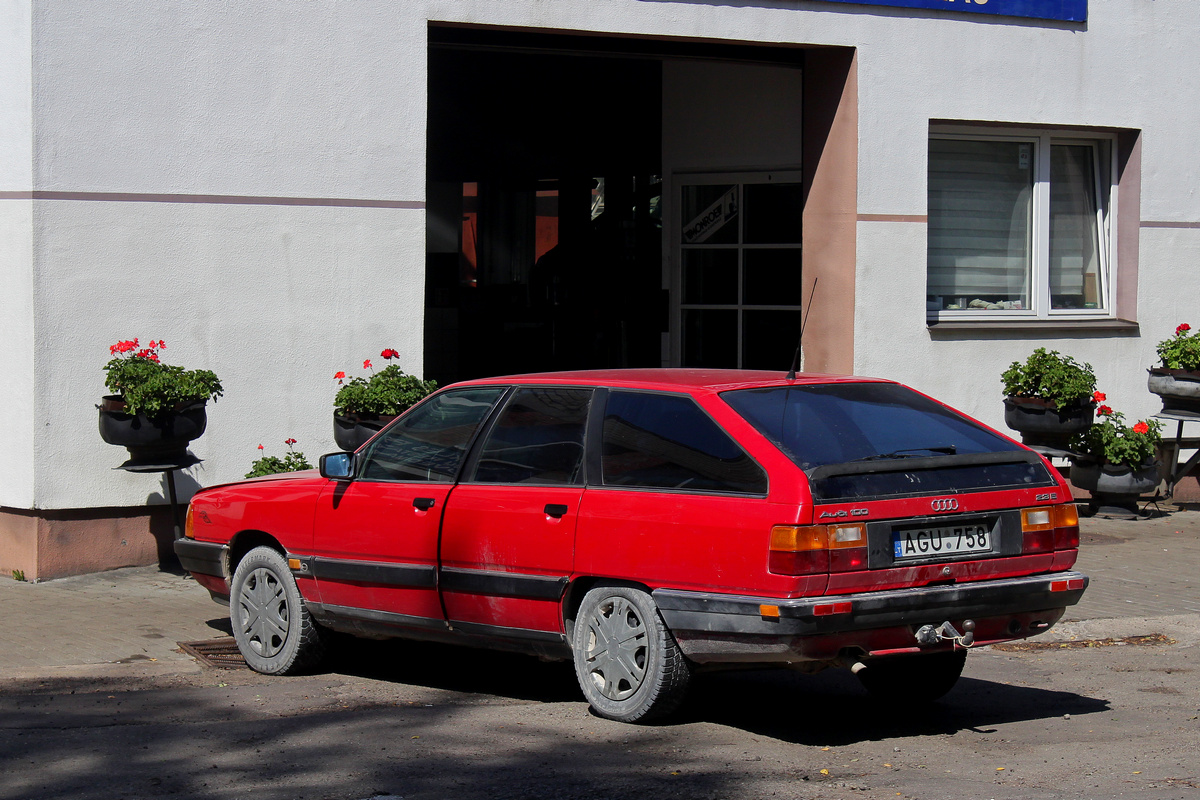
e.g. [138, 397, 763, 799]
[571, 586, 691, 723]
[230, 546, 326, 675]
[856, 649, 967, 703]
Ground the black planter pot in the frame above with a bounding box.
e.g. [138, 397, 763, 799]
[1069, 459, 1161, 519]
[333, 412, 398, 452]
[98, 396, 207, 468]
[1147, 368, 1200, 416]
[1003, 396, 1095, 449]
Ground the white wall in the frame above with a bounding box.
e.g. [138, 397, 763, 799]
[27, 1, 429, 508]
[12, 0, 1200, 509]
[0, 0, 34, 509]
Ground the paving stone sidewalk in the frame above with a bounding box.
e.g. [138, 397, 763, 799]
[1, 508, 1198, 678]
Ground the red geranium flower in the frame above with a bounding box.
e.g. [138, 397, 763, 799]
[1133, 421, 1149, 435]
[381, 348, 399, 359]
[363, 359, 372, 370]
[1093, 391, 1106, 403]
[285, 438, 297, 446]
[334, 371, 346, 380]
[1177, 323, 1191, 335]
[257, 444, 264, 451]
[1098, 405, 1113, 416]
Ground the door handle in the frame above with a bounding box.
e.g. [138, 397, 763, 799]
[413, 497, 436, 510]
[544, 504, 569, 518]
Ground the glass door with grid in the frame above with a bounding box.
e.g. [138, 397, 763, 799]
[675, 173, 805, 369]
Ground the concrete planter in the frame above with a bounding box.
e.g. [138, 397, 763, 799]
[98, 396, 207, 468]
[333, 412, 398, 452]
[1069, 459, 1160, 518]
[1147, 368, 1200, 416]
[1003, 396, 1095, 449]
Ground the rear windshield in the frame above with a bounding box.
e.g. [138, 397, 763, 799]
[722, 383, 1054, 501]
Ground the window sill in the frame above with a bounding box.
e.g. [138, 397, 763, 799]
[927, 318, 1140, 334]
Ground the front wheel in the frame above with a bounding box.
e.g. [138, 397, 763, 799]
[571, 586, 691, 723]
[230, 546, 327, 675]
[856, 649, 967, 703]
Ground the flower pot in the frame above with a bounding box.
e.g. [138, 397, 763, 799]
[1068, 459, 1160, 518]
[98, 396, 207, 467]
[1003, 396, 1094, 449]
[1147, 368, 1200, 416]
[333, 412, 398, 452]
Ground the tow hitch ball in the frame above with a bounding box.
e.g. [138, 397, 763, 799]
[915, 619, 976, 648]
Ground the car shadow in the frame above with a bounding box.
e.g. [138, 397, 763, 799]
[672, 667, 1110, 744]
[308, 636, 1109, 742]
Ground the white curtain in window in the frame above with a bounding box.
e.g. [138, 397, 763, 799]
[1049, 144, 1102, 307]
[927, 139, 1033, 304]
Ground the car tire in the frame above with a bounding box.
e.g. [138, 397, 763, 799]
[571, 586, 691, 723]
[856, 649, 967, 703]
[230, 546, 327, 675]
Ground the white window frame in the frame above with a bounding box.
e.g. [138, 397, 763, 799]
[927, 126, 1118, 323]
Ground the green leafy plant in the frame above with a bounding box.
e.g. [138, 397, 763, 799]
[1154, 323, 1200, 371]
[1070, 405, 1162, 468]
[245, 438, 313, 478]
[334, 349, 437, 416]
[1001, 348, 1097, 410]
[104, 338, 223, 418]
[11, 569, 25, 582]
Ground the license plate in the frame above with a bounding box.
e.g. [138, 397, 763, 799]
[893, 523, 991, 560]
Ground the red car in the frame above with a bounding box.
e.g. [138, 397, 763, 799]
[176, 369, 1086, 722]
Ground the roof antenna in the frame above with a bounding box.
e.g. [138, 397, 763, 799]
[786, 276, 819, 381]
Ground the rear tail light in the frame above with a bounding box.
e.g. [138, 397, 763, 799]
[1021, 503, 1079, 554]
[769, 523, 867, 575]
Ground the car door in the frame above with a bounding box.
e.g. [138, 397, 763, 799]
[439, 386, 593, 640]
[309, 387, 506, 631]
[574, 389, 797, 596]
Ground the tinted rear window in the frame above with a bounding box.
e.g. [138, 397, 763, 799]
[722, 383, 1053, 501]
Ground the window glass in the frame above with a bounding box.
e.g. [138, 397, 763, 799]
[1049, 144, 1103, 310]
[682, 249, 738, 305]
[471, 388, 591, 485]
[358, 388, 505, 482]
[927, 138, 1033, 310]
[722, 384, 1051, 501]
[743, 249, 804, 306]
[743, 183, 803, 245]
[681, 184, 738, 245]
[601, 391, 767, 494]
[682, 308, 738, 368]
[742, 310, 803, 371]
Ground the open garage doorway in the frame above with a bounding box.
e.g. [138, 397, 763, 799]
[425, 31, 664, 383]
[424, 28, 855, 384]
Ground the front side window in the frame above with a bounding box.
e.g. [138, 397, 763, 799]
[601, 390, 767, 494]
[927, 129, 1113, 321]
[358, 388, 505, 482]
[470, 387, 592, 485]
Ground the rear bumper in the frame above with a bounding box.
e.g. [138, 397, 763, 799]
[652, 571, 1088, 664]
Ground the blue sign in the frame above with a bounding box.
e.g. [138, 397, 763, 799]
[816, 0, 1086, 22]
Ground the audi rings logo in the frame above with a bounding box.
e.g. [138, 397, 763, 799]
[931, 498, 960, 512]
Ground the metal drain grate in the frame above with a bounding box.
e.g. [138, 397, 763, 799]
[178, 637, 247, 669]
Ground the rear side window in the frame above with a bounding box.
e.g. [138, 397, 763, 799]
[470, 388, 592, 485]
[358, 388, 505, 482]
[600, 390, 767, 495]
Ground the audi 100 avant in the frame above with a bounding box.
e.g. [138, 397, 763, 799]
[176, 369, 1087, 722]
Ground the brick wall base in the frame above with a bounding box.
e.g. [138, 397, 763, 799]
[0, 505, 179, 582]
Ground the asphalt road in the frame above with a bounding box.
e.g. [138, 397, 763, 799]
[3, 511, 1200, 799]
[3, 623, 1199, 800]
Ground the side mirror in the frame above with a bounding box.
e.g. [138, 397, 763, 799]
[319, 452, 355, 481]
